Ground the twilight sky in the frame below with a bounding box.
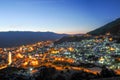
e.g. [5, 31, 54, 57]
[0, 0, 120, 34]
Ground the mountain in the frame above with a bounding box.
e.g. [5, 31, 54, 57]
[88, 18, 120, 43]
[0, 31, 68, 48]
[88, 18, 120, 35]
[55, 18, 120, 44]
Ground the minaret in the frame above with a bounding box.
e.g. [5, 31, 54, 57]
[8, 52, 12, 65]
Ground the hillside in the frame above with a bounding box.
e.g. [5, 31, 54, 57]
[0, 31, 68, 48]
[55, 18, 120, 44]
[88, 18, 120, 35]
[88, 18, 120, 43]
[54, 35, 92, 44]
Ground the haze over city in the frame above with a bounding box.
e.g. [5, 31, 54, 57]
[0, 0, 120, 34]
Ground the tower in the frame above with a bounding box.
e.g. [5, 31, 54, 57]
[8, 52, 12, 65]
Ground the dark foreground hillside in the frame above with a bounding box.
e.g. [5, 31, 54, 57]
[0, 66, 119, 80]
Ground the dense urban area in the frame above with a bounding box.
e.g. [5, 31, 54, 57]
[0, 33, 120, 80]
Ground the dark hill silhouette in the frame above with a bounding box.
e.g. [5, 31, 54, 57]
[88, 18, 120, 35]
[55, 18, 120, 44]
[0, 31, 68, 48]
[54, 35, 92, 44]
[88, 18, 120, 43]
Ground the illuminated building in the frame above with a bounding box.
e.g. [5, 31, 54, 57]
[99, 57, 104, 64]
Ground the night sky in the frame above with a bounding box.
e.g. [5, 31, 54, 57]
[0, 0, 120, 34]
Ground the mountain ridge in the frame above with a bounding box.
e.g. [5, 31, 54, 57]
[55, 18, 120, 44]
[0, 31, 68, 48]
[88, 18, 120, 35]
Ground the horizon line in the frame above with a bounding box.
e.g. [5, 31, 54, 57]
[0, 30, 85, 35]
